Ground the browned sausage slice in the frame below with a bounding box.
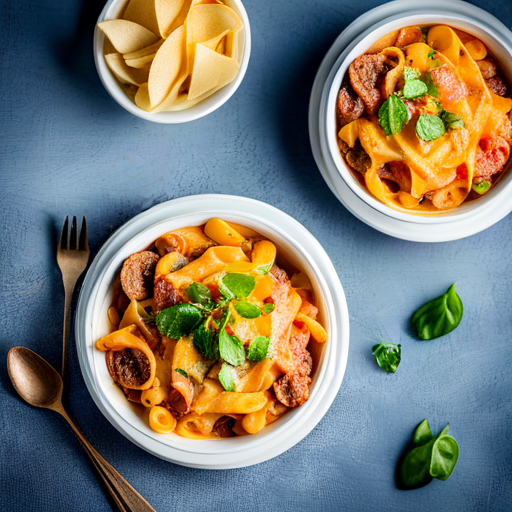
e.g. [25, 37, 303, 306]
[337, 81, 365, 127]
[349, 54, 387, 115]
[154, 277, 179, 312]
[106, 348, 152, 390]
[120, 251, 160, 301]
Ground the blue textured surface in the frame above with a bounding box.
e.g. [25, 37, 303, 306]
[1, 0, 512, 511]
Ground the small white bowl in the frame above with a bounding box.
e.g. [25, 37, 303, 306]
[75, 195, 349, 469]
[310, 0, 512, 240]
[94, 0, 251, 124]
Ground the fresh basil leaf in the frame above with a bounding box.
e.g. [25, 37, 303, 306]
[441, 111, 465, 130]
[416, 114, 446, 141]
[174, 368, 188, 378]
[218, 363, 237, 391]
[427, 49, 435, 59]
[397, 437, 436, 490]
[192, 319, 219, 361]
[371, 342, 401, 373]
[219, 273, 255, 299]
[421, 72, 439, 97]
[247, 336, 271, 363]
[411, 284, 463, 340]
[219, 317, 246, 367]
[472, 180, 491, 195]
[404, 67, 421, 81]
[156, 303, 203, 339]
[378, 95, 408, 136]
[430, 435, 459, 481]
[413, 419, 433, 446]
[403, 79, 428, 99]
[234, 300, 262, 319]
[185, 282, 212, 305]
[263, 303, 275, 314]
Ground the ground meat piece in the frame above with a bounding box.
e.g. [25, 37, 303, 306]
[378, 161, 412, 192]
[164, 388, 189, 417]
[349, 53, 387, 115]
[485, 76, 508, 97]
[336, 80, 365, 127]
[212, 416, 236, 438]
[273, 325, 312, 408]
[153, 276, 179, 312]
[120, 251, 160, 301]
[474, 137, 511, 178]
[477, 58, 497, 80]
[345, 140, 371, 174]
[429, 65, 468, 104]
[106, 348, 152, 389]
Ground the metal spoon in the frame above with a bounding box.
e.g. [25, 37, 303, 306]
[7, 346, 156, 512]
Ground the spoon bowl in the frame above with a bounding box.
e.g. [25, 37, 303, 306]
[7, 346, 63, 410]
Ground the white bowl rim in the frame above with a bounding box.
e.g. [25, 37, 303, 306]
[323, 5, 512, 224]
[75, 194, 350, 469]
[309, 0, 512, 241]
[93, 0, 251, 124]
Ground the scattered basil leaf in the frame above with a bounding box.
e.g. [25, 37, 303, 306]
[472, 180, 491, 195]
[234, 300, 262, 319]
[378, 95, 409, 136]
[174, 368, 188, 379]
[441, 111, 465, 130]
[156, 303, 203, 339]
[192, 319, 219, 361]
[413, 419, 433, 446]
[372, 342, 401, 373]
[411, 284, 463, 340]
[403, 79, 428, 99]
[219, 273, 256, 299]
[262, 303, 275, 314]
[404, 66, 421, 81]
[247, 336, 271, 363]
[430, 435, 459, 481]
[218, 363, 237, 391]
[185, 282, 212, 305]
[427, 49, 435, 59]
[416, 114, 446, 141]
[421, 72, 439, 97]
[397, 421, 458, 490]
[218, 313, 245, 366]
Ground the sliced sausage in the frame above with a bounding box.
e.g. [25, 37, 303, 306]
[475, 137, 511, 178]
[485, 76, 508, 97]
[349, 53, 387, 115]
[106, 348, 152, 390]
[378, 161, 412, 192]
[153, 276, 179, 312]
[429, 65, 468, 104]
[345, 141, 372, 174]
[336, 80, 365, 128]
[120, 251, 160, 301]
[212, 416, 236, 438]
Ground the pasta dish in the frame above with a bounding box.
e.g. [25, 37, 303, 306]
[336, 25, 512, 213]
[96, 218, 327, 438]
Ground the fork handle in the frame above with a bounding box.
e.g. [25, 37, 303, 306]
[61, 279, 75, 380]
[57, 406, 156, 512]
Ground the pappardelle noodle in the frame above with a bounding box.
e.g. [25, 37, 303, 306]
[336, 25, 512, 214]
[96, 219, 327, 438]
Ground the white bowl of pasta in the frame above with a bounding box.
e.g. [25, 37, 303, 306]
[313, 0, 512, 237]
[75, 195, 349, 469]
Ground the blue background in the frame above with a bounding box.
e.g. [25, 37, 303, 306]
[1, 0, 512, 510]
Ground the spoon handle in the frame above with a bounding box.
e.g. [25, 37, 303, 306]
[57, 407, 156, 512]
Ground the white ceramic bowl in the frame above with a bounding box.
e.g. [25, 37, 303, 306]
[310, 0, 512, 241]
[94, 0, 251, 124]
[75, 195, 349, 469]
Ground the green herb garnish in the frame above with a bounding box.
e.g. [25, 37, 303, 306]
[421, 72, 439, 97]
[185, 282, 213, 306]
[472, 180, 491, 195]
[411, 284, 463, 340]
[372, 342, 401, 373]
[441, 111, 465, 130]
[404, 67, 421, 81]
[427, 49, 435, 59]
[174, 368, 188, 378]
[397, 420, 459, 490]
[156, 303, 203, 339]
[247, 336, 271, 363]
[262, 303, 275, 314]
[416, 114, 446, 141]
[192, 318, 219, 361]
[378, 95, 409, 136]
[219, 273, 256, 299]
[218, 313, 245, 366]
[218, 363, 237, 391]
[403, 80, 428, 99]
[234, 300, 262, 319]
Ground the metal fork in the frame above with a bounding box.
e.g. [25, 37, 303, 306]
[57, 216, 90, 379]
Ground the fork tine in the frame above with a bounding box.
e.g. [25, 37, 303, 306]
[59, 216, 69, 250]
[79, 216, 89, 251]
[70, 216, 78, 250]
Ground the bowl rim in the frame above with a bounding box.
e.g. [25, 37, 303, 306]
[309, 0, 512, 241]
[324, 7, 512, 224]
[93, 0, 252, 124]
[75, 194, 350, 469]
